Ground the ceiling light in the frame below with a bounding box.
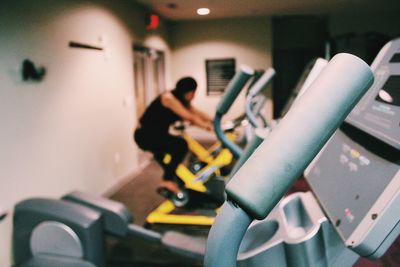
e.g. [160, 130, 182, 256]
[197, 8, 210, 16]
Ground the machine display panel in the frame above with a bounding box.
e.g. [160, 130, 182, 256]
[346, 39, 400, 149]
[305, 124, 400, 256]
[307, 39, 400, 256]
[375, 75, 400, 106]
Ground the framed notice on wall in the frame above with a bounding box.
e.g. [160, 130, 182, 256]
[206, 58, 236, 95]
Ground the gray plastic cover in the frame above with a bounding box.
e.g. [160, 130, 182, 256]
[63, 191, 132, 237]
[346, 38, 400, 149]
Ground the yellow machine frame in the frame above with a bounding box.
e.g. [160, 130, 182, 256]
[146, 133, 235, 226]
[184, 131, 236, 164]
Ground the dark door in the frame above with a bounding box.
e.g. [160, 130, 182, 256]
[272, 16, 328, 118]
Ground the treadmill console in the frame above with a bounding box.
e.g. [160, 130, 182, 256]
[305, 39, 400, 259]
[346, 38, 400, 149]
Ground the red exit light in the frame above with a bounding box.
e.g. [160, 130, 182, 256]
[146, 13, 159, 30]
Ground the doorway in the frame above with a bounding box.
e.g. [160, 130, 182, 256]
[133, 44, 166, 165]
[272, 16, 328, 118]
[133, 44, 166, 118]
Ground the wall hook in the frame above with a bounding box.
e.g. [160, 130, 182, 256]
[22, 59, 46, 81]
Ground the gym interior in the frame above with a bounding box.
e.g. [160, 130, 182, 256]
[1, 0, 400, 266]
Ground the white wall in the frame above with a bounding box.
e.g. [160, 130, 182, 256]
[170, 17, 273, 123]
[0, 0, 170, 265]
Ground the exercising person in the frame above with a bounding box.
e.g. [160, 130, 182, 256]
[134, 77, 213, 195]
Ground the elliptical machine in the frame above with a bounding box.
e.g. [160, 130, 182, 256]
[205, 41, 400, 267]
[12, 190, 208, 267]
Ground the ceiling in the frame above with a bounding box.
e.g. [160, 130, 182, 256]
[135, 0, 400, 21]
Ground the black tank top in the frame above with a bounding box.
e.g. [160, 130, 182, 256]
[139, 94, 181, 135]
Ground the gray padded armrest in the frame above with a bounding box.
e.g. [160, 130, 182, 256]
[63, 191, 132, 237]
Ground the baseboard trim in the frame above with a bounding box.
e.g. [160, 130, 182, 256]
[102, 158, 151, 198]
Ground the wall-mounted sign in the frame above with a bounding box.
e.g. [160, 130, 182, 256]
[206, 58, 236, 95]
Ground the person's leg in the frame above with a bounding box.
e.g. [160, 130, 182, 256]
[152, 135, 188, 194]
[135, 130, 188, 193]
[155, 135, 188, 200]
[161, 135, 188, 181]
[152, 151, 182, 194]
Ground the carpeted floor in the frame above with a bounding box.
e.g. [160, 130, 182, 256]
[110, 160, 166, 227]
[108, 158, 400, 267]
[108, 159, 206, 267]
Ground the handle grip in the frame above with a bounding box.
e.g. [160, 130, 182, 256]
[248, 68, 275, 97]
[226, 53, 374, 220]
[216, 65, 254, 115]
[246, 68, 275, 128]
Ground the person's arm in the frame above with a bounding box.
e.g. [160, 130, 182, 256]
[189, 105, 213, 122]
[161, 92, 212, 130]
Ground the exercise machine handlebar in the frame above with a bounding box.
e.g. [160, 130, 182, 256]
[245, 68, 275, 129]
[216, 65, 254, 115]
[214, 65, 254, 158]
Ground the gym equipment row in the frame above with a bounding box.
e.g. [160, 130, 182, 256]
[205, 39, 400, 266]
[7, 56, 338, 267]
[13, 190, 207, 267]
[11, 64, 275, 267]
[10, 55, 334, 267]
[12, 39, 399, 266]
